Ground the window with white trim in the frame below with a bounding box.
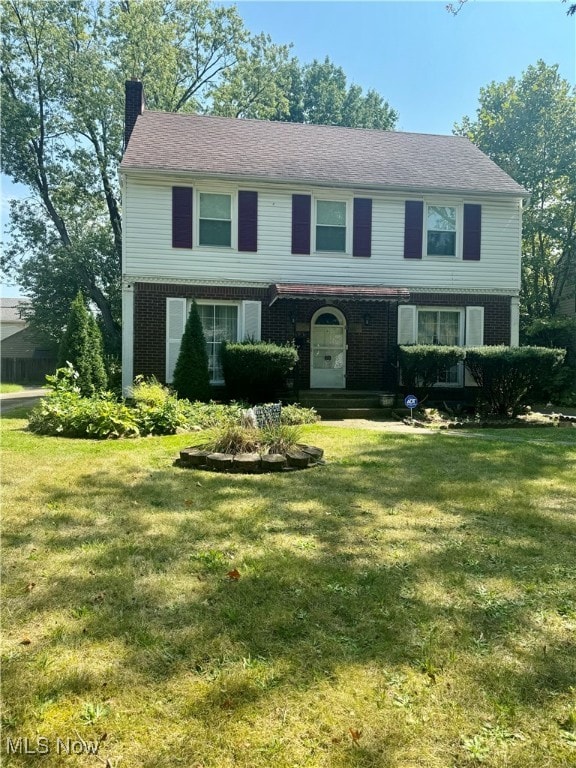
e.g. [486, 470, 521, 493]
[196, 302, 239, 382]
[425, 204, 458, 258]
[315, 199, 347, 253]
[417, 308, 463, 384]
[199, 193, 232, 247]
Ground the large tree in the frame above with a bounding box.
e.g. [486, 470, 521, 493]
[1, 0, 397, 357]
[454, 61, 576, 327]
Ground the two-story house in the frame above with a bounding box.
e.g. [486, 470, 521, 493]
[120, 79, 528, 396]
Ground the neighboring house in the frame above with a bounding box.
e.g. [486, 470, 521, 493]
[0, 298, 57, 383]
[1, 297, 29, 341]
[120, 80, 528, 396]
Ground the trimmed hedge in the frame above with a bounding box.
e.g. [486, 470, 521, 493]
[465, 346, 566, 416]
[398, 345, 466, 392]
[221, 341, 298, 403]
[398, 344, 567, 416]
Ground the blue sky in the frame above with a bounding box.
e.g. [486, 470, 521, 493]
[234, 0, 575, 134]
[2, 0, 575, 297]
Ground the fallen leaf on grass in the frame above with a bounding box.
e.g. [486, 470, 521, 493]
[227, 569, 241, 581]
[349, 728, 362, 745]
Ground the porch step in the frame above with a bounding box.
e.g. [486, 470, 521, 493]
[293, 390, 396, 420]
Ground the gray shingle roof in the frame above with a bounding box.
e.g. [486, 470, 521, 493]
[0, 297, 31, 324]
[121, 111, 528, 197]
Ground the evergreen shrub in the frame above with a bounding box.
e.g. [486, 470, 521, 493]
[58, 291, 107, 396]
[465, 346, 566, 416]
[221, 341, 298, 403]
[398, 345, 466, 398]
[172, 301, 211, 402]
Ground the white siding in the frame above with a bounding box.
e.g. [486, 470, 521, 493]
[123, 175, 522, 293]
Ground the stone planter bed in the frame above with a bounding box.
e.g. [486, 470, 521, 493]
[177, 443, 324, 473]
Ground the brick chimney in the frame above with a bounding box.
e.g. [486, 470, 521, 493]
[124, 78, 145, 151]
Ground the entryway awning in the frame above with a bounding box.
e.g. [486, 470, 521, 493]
[269, 284, 410, 306]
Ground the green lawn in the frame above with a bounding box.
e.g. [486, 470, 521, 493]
[2, 413, 575, 767]
[0, 383, 24, 394]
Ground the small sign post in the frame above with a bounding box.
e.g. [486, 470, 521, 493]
[404, 394, 419, 421]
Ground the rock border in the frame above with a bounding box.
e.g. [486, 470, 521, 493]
[177, 443, 324, 473]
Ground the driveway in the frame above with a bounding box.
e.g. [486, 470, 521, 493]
[0, 387, 47, 414]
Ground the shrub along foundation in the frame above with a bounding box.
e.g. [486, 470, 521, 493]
[178, 443, 324, 473]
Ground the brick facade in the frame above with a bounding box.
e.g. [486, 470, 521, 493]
[132, 282, 512, 392]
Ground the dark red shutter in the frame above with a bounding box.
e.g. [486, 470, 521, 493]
[404, 200, 423, 259]
[238, 191, 258, 252]
[463, 204, 482, 261]
[291, 194, 311, 254]
[172, 187, 193, 249]
[353, 198, 372, 257]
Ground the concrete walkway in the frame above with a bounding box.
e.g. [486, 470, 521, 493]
[0, 387, 47, 414]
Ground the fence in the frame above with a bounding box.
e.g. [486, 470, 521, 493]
[1, 357, 55, 384]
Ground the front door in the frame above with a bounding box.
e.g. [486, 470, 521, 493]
[310, 308, 346, 388]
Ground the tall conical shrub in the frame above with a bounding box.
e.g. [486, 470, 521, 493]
[58, 291, 107, 396]
[172, 300, 211, 401]
[87, 313, 108, 392]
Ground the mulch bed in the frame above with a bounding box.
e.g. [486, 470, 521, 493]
[398, 410, 576, 430]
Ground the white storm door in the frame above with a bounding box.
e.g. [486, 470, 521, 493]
[310, 308, 346, 389]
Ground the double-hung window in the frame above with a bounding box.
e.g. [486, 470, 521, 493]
[426, 205, 457, 257]
[196, 302, 239, 383]
[199, 193, 232, 247]
[315, 200, 347, 253]
[417, 308, 463, 384]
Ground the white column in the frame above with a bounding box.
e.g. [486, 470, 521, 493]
[121, 282, 134, 395]
[510, 296, 520, 347]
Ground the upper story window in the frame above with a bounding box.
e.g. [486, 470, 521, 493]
[316, 200, 347, 253]
[404, 201, 481, 261]
[199, 193, 232, 247]
[426, 205, 457, 257]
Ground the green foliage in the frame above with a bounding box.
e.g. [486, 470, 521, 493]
[87, 313, 108, 392]
[29, 390, 140, 439]
[398, 345, 466, 396]
[267, 56, 398, 129]
[207, 424, 261, 454]
[522, 316, 576, 402]
[58, 292, 107, 396]
[172, 301, 211, 402]
[455, 61, 576, 325]
[222, 341, 299, 403]
[522, 316, 576, 358]
[206, 422, 303, 454]
[259, 423, 303, 454]
[279, 403, 320, 425]
[2, 0, 397, 349]
[465, 346, 566, 416]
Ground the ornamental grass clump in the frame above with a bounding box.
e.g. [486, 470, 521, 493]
[205, 422, 303, 455]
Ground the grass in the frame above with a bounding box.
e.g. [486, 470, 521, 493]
[0, 383, 25, 394]
[1, 412, 575, 767]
